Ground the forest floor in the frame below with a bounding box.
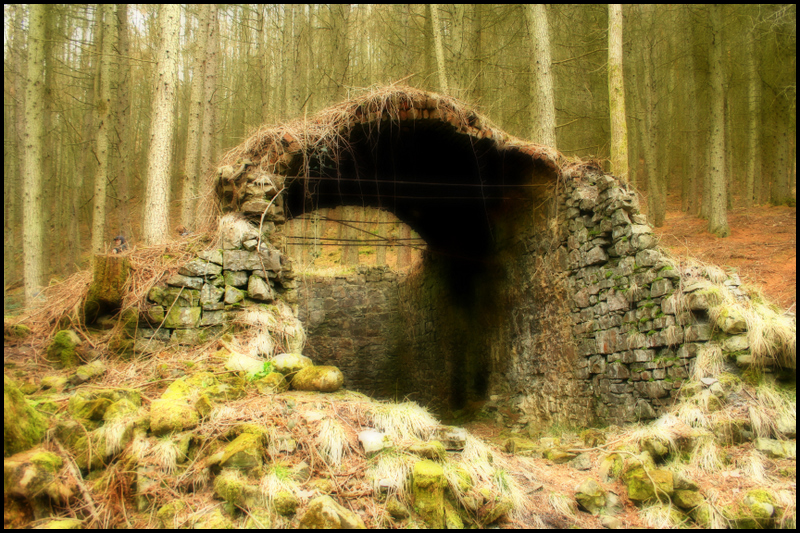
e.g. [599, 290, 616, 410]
[652, 199, 796, 312]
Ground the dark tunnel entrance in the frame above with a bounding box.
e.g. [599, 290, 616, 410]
[284, 119, 554, 413]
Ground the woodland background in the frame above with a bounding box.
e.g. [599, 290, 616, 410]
[3, 4, 797, 309]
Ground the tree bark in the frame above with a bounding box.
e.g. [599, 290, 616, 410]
[91, 4, 115, 254]
[525, 4, 557, 147]
[429, 5, 449, 95]
[744, 23, 761, 207]
[199, 5, 218, 182]
[181, 4, 209, 229]
[142, 4, 180, 245]
[607, 4, 629, 181]
[115, 4, 133, 241]
[23, 4, 47, 304]
[707, 4, 730, 237]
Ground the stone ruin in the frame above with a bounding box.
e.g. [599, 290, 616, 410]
[127, 87, 791, 426]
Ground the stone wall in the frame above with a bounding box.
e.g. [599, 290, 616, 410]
[297, 267, 405, 398]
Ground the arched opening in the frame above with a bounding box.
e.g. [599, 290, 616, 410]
[280, 118, 557, 413]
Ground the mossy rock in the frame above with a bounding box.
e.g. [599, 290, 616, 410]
[3, 448, 63, 500]
[220, 433, 264, 470]
[543, 448, 577, 464]
[243, 508, 273, 529]
[40, 375, 69, 392]
[73, 360, 107, 384]
[274, 490, 299, 516]
[192, 508, 234, 529]
[103, 398, 140, 421]
[149, 399, 199, 436]
[477, 487, 513, 524]
[254, 372, 289, 394]
[299, 495, 366, 529]
[213, 469, 248, 504]
[624, 467, 673, 502]
[156, 501, 188, 528]
[291, 365, 344, 393]
[599, 453, 624, 482]
[46, 330, 83, 368]
[160, 378, 193, 400]
[672, 489, 704, 510]
[4, 375, 48, 457]
[503, 437, 539, 456]
[575, 478, 606, 516]
[4, 322, 31, 340]
[270, 353, 313, 375]
[387, 496, 410, 521]
[412, 460, 445, 528]
[34, 518, 84, 529]
[444, 499, 465, 529]
[408, 440, 446, 461]
[68, 388, 141, 421]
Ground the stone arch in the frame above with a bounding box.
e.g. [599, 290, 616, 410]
[212, 87, 743, 425]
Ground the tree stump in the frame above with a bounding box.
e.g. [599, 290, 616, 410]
[84, 254, 131, 323]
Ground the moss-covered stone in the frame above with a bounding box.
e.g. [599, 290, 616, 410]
[503, 437, 539, 456]
[102, 398, 139, 421]
[387, 496, 410, 520]
[220, 433, 264, 469]
[599, 453, 624, 482]
[543, 448, 577, 464]
[4, 322, 32, 340]
[4, 375, 48, 457]
[213, 469, 247, 504]
[192, 508, 234, 529]
[46, 330, 82, 368]
[33, 518, 84, 529]
[274, 490, 299, 516]
[164, 306, 201, 329]
[156, 500, 188, 528]
[270, 353, 313, 375]
[412, 460, 445, 528]
[149, 399, 199, 436]
[299, 495, 366, 529]
[689, 503, 714, 528]
[672, 489, 704, 510]
[291, 365, 344, 392]
[575, 478, 606, 516]
[243, 508, 273, 529]
[477, 487, 513, 524]
[408, 440, 446, 461]
[624, 467, 673, 502]
[68, 388, 141, 421]
[444, 500, 464, 529]
[254, 372, 289, 394]
[73, 361, 106, 384]
[40, 375, 68, 392]
[3, 448, 62, 499]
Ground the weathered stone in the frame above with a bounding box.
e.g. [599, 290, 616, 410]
[220, 433, 264, 469]
[722, 334, 749, 353]
[291, 366, 344, 392]
[408, 440, 446, 461]
[624, 468, 673, 502]
[4, 376, 48, 456]
[650, 279, 673, 298]
[248, 275, 274, 301]
[434, 426, 467, 451]
[575, 478, 606, 515]
[684, 324, 712, 342]
[179, 258, 222, 277]
[200, 283, 225, 306]
[358, 430, 391, 456]
[544, 448, 577, 463]
[570, 453, 592, 471]
[413, 460, 445, 528]
[68, 388, 141, 421]
[165, 274, 204, 290]
[199, 310, 226, 327]
[254, 372, 289, 394]
[673, 489, 704, 510]
[197, 249, 223, 265]
[223, 249, 282, 272]
[73, 360, 106, 383]
[754, 438, 789, 459]
[586, 246, 609, 266]
[224, 285, 245, 305]
[223, 270, 248, 287]
[271, 353, 313, 375]
[164, 306, 201, 329]
[299, 495, 367, 529]
[149, 399, 199, 436]
[274, 490, 299, 515]
[635, 249, 660, 267]
[46, 330, 82, 368]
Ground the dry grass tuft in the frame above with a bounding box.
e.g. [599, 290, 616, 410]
[368, 402, 438, 442]
[316, 418, 349, 467]
[547, 491, 577, 517]
[366, 450, 415, 501]
[640, 501, 688, 528]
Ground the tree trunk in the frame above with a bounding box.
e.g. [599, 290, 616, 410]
[91, 4, 115, 254]
[638, 21, 665, 227]
[707, 4, 730, 237]
[142, 4, 180, 245]
[607, 4, 629, 181]
[744, 24, 761, 207]
[115, 4, 133, 241]
[429, 4, 449, 95]
[199, 5, 218, 183]
[23, 4, 47, 304]
[181, 4, 209, 229]
[525, 4, 557, 147]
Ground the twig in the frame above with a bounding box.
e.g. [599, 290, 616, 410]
[53, 439, 103, 526]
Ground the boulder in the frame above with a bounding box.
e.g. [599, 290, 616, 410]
[220, 433, 264, 469]
[163, 306, 201, 329]
[253, 372, 289, 394]
[291, 366, 344, 392]
[224, 285, 245, 305]
[274, 490, 299, 516]
[575, 478, 606, 515]
[149, 399, 199, 436]
[72, 360, 106, 384]
[4, 376, 48, 456]
[299, 495, 367, 529]
[165, 274, 204, 290]
[68, 388, 140, 421]
[624, 467, 673, 502]
[434, 426, 468, 451]
[412, 460, 445, 528]
[179, 258, 222, 277]
[46, 330, 83, 368]
[672, 489, 704, 510]
[408, 440, 446, 461]
[223, 270, 248, 287]
[271, 353, 313, 375]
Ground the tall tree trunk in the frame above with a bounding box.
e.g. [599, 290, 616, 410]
[9, 4, 27, 291]
[199, 5, 218, 185]
[142, 4, 180, 245]
[23, 4, 47, 304]
[744, 24, 761, 207]
[470, 4, 484, 104]
[115, 4, 133, 241]
[91, 4, 115, 254]
[638, 20, 665, 227]
[429, 4, 449, 95]
[607, 4, 629, 181]
[707, 4, 730, 237]
[525, 4, 557, 147]
[181, 4, 209, 229]
[682, 6, 702, 215]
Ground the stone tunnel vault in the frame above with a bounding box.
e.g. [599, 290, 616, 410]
[214, 87, 746, 426]
[283, 118, 558, 414]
